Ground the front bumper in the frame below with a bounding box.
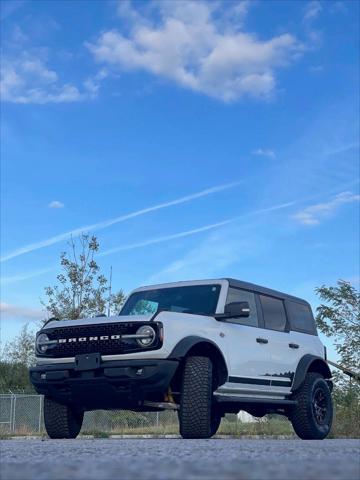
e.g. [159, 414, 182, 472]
[29, 358, 179, 410]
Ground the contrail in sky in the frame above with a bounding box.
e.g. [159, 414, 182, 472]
[100, 200, 296, 256]
[1, 182, 241, 262]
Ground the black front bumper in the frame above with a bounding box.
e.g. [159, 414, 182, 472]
[30, 358, 179, 411]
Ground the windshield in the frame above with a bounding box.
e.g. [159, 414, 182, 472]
[120, 284, 221, 317]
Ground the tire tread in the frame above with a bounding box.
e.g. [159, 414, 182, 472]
[291, 372, 332, 440]
[44, 397, 83, 439]
[179, 356, 213, 439]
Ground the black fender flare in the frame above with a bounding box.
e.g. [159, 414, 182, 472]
[291, 354, 332, 392]
[168, 336, 228, 384]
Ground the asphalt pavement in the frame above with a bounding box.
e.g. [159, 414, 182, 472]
[1, 438, 359, 480]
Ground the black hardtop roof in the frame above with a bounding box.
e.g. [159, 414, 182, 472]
[224, 278, 310, 305]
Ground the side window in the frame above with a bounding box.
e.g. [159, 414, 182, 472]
[226, 288, 258, 327]
[260, 295, 287, 332]
[287, 301, 316, 334]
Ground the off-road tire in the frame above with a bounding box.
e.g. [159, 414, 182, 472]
[290, 372, 333, 440]
[44, 397, 83, 439]
[179, 356, 218, 439]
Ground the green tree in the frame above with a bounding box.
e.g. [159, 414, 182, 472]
[315, 280, 359, 371]
[0, 324, 36, 392]
[2, 324, 35, 367]
[315, 280, 360, 438]
[41, 234, 125, 320]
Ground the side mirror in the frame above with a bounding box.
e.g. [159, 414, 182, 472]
[215, 302, 250, 321]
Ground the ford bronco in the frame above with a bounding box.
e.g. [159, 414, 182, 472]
[30, 279, 333, 439]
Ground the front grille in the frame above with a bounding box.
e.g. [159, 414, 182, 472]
[38, 321, 162, 358]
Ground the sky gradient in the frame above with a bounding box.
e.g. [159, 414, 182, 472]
[1, 0, 359, 360]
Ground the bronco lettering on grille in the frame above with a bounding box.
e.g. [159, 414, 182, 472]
[56, 335, 122, 343]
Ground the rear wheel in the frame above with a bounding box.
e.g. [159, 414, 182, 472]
[290, 372, 333, 440]
[44, 397, 83, 439]
[179, 356, 219, 439]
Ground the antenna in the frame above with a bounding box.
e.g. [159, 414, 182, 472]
[107, 266, 113, 317]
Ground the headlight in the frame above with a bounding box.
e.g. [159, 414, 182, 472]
[136, 325, 156, 347]
[36, 333, 57, 353]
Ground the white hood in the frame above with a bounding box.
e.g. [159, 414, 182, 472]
[42, 314, 154, 330]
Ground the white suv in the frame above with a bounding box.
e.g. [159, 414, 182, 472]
[30, 278, 333, 440]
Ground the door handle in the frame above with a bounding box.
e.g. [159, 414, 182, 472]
[289, 343, 299, 349]
[256, 338, 268, 344]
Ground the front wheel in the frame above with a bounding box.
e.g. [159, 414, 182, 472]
[179, 356, 219, 439]
[44, 397, 84, 439]
[290, 372, 333, 440]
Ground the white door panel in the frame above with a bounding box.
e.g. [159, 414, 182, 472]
[221, 323, 272, 394]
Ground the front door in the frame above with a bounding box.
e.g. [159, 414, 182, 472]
[217, 287, 273, 397]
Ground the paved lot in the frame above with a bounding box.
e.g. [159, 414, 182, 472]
[1, 438, 359, 480]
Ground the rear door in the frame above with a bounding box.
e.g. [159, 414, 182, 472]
[285, 299, 324, 376]
[258, 295, 298, 395]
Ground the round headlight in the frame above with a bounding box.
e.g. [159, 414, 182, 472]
[136, 325, 156, 347]
[36, 333, 50, 353]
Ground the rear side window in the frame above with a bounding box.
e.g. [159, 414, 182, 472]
[287, 301, 317, 335]
[226, 288, 258, 327]
[260, 295, 287, 332]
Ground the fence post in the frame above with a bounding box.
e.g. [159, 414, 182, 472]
[12, 395, 17, 433]
[38, 396, 43, 433]
[9, 394, 14, 433]
[156, 412, 159, 428]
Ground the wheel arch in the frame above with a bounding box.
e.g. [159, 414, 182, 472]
[291, 354, 332, 392]
[169, 336, 228, 389]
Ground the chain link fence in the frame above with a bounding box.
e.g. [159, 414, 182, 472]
[0, 393, 256, 436]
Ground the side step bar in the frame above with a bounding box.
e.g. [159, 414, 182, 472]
[214, 395, 297, 406]
[143, 401, 179, 410]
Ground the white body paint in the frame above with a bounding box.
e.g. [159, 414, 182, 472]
[37, 279, 326, 399]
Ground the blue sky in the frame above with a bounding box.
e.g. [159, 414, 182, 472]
[1, 0, 359, 359]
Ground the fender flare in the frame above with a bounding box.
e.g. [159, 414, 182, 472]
[168, 336, 228, 384]
[291, 354, 332, 392]
[169, 336, 222, 359]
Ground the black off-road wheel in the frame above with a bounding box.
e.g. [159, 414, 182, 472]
[44, 397, 84, 439]
[179, 356, 220, 439]
[290, 372, 333, 440]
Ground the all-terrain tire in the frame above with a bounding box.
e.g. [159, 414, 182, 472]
[290, 372, 333, 440]
[44, 397, 84, 439]
[179, 356, 218, 439]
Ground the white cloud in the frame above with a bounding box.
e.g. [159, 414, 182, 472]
[49, 200, 64, 209]
[302, 1, 323, 48]
[309, 65, 323, 73]
[87, 1, 302, 102]
[1, 53, 85, 104]
[303, 1, 322, 23]
[292, 191, 360, 226]
[0, 302, 44, 320]
[83, 68, 109, 97]
[330, 2, 348, 14]
[251, 148, 276, 159]
[0, 182, 240, 262]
